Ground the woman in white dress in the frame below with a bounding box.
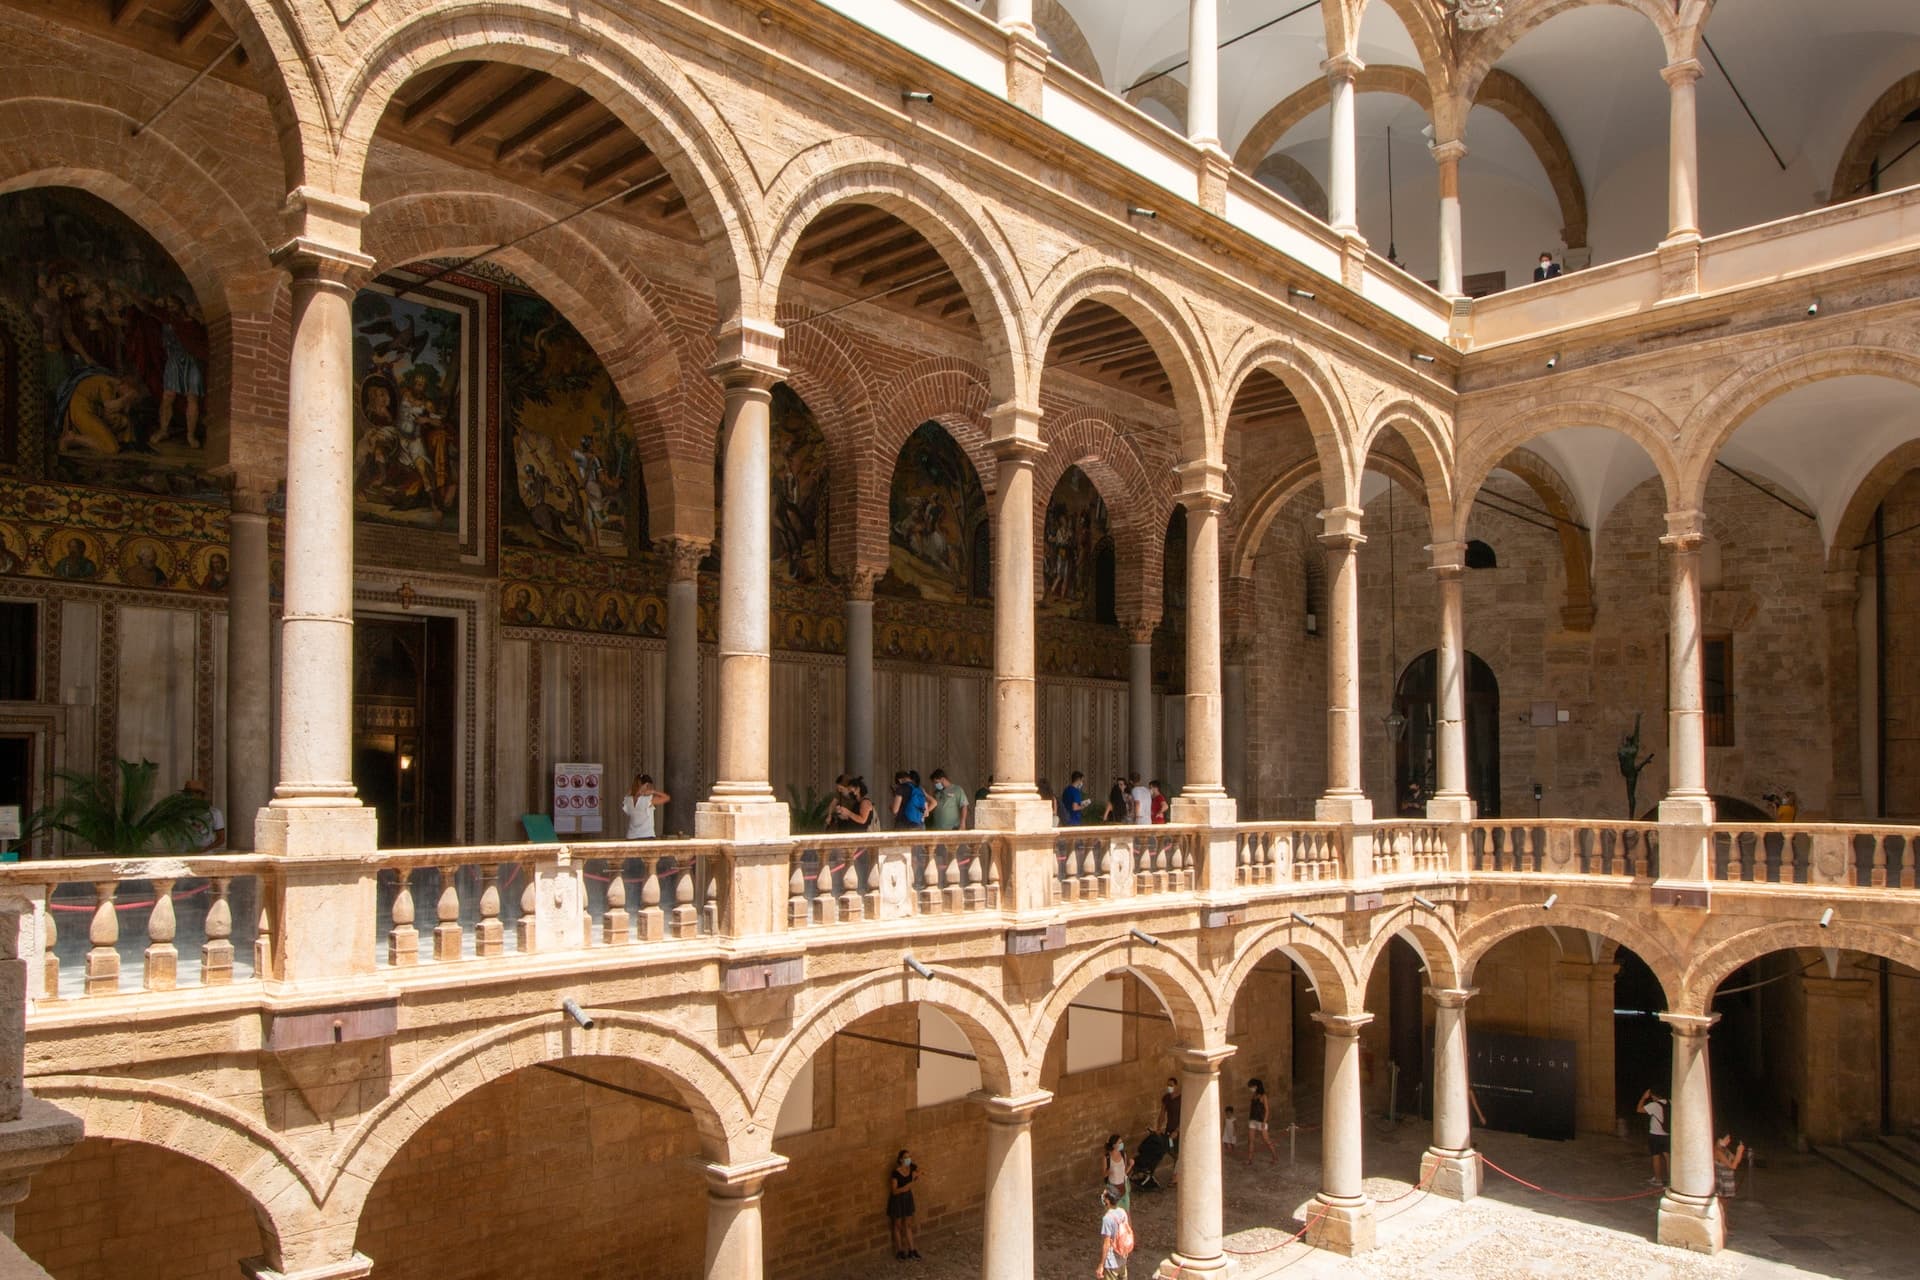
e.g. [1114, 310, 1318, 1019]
[621, 773, 671, 839]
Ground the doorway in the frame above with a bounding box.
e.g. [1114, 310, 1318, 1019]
[352, 615, 458, 847]
[1394, 650, 1500, 816]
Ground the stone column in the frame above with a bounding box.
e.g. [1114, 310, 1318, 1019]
[1159, 1046, 1234, 1278]
[1128, 623, 1155, 783]
[980, 1091, 1051, 1280]
[1309, 1012, 1376, 1254]
[1661, 59, 1704, 242]
[1659, 511, 1713, 830]
[1187, 0, 1221, 151]
[996, 0, 1033, 32]
[846, 568, 881, 793]
[1324, 53, 1365, 235]
[1433, 140, 1468, 297]
[976, 407, 1053, 832]
[662, 537, 707, 837]
[1173, 475, 1234, 825]
[1656, 1013, 1725, 1253]
[1426, 541, 1473, 821]
[1420, 987, 1481, 1199]
[241, 1259, 373, 1280]
[697, 322, 789, 844]
[704, 1155, 788, 1280]
[225, 484, 273, 849]
[1824, 569, 1865, 818]
[1316, 507, 1372, 824]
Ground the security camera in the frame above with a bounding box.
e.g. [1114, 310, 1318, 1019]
[562, 998, 595, 1030]
[1129, 927, 1162, 948]
[1819, 907, 1834, 929]
[1412, 894, 1438, 911]
[904, 954, 935, 980]
[903, 90, 934, 104]
[1542, 893, 1558, 911]
[1127, 206, 1158, 220]
[1545, 354, 1559, 371]
[1806, 300, 1820, 317]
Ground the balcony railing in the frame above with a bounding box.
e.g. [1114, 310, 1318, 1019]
[1470, 820, 1660, 878]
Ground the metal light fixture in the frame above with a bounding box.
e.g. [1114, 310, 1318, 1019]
[1452, 0, 1506, 31]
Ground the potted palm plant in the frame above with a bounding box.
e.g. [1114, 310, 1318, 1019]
[25, 759, 210, 859]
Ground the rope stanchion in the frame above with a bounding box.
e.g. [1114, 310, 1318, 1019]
[1477, 1152, 1664, 1203]
[1375, 1158, 1440, 1205]
[1222, 1204, 1328, 1257]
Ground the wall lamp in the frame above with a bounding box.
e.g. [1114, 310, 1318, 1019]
[903, 90, 934, 104]
[1127, 206, 1158, 220]
[1128, 927, 1162, 948]
[1412, 894, 1438, 911]
[904, 954, 936, 980]
[562, 998, 595, 1030]
[1819, 907, 1834, 929]
[1288, 287, 1316, 301]
[1542, 893, 1558, 911]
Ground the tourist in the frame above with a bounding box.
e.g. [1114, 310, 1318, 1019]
[1100, 1133, 1133, 1208]
[892, 770, 929, 830]
[1638, 1087, 1670, 1186]
[1221, 1104, 1239, 1157]
[1097, 1185, 1133, 1280]
[1149, 780, 1168, 825]
[1533, 250, 1562, 282]
[826, 774, 853, 831]
[1103, 776, 1127, 823]
[1714, 1133, 1747, 1201]
[1061, 772, 1090, 825]
[1245, 1078, 1277, 1164]
[1161, 1075, 1182, 1146]
[927, 768, 968, 830]
[180, 779, 224, 851]
[834, 778, 876, 831]
[1129, 773, 1152, 826]
[886, 1149, 921, 1261]
[620, 773, 669, 839]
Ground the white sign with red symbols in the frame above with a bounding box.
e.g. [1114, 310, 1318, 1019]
[552, 763, 604, 835]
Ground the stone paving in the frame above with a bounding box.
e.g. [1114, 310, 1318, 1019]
[887, 1120, 1914, 1280]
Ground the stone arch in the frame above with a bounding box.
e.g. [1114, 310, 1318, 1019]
[332, 5, 756, 317]
[1360, 398, 1456, 536]
[1678, 342, 1920, 514]
[1228, 453, 1423, 579]
[1456, 0, 1684, 106]
[1031, 265, 1215, 464]
[1125, 75, 1189, 136]
[1471, 68, 1591, 250]
[1829, 70, 1920, 204]
[1458, 901, 1685, 1008]
[1220, 919, 1364, 1017]
[772, 306, 881, 576]
[1252, 153, 1330, 221]
[865, 358, 1003, 578]
[1680, 920, 1920, 1016]
[1217, 340, 1356, 504]
[1033, 410, 1171, 629]
[31, 1074, 315, 1260]
[1829, 437, 1920, 571]
[327, 1011, 755, 1226]
[1232, 64, 1435, 174]
[762, 148, 1026, 406]
[1033, 0, 1105, 86]
[1487, 446, 1597, 630]
[203, 0, 337, 193]
[1327, 0, 1458, 127]
[753, 968, 1030, 1128]
[1027, 937, 1223, 1057]
[1354, 902, 1465, 993]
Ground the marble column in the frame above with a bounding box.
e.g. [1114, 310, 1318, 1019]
[704, 1155, 788, 1280]
[1160, 1046, 1234, 1278]
[980, 1091, 1051, 1280]
[697, 324, 789, 844]
[1659, 510, 1713, 827]
[1316, 507, 1372, 823]
[1420, 987, 1481, 1199]
[996, 0, 1033, 32]
[1661, 59, 1705, 242]
[1128, 625, 1155, 783]
[1173, 479, 1232, 825]
[224, 485, 272, 850]
[1187, 0, 1221, 151]
[1309, 1012, 1376, 1254]
[1433, 140, 1468, 297]
[976, 407, 1052, 832]
[663, 537, 707, 838]
[845, 567, 881, 791]
[1426, 542, 1473, 821]
[1324, 53, 1365, 235]
[1656, 1013, 1725, 1253]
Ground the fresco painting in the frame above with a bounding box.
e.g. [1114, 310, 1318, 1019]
[1040, 465, 1110, 620]
[771, 383, 829, 584]
[352, 284, 466, 530]
[884, 421, 987, 604]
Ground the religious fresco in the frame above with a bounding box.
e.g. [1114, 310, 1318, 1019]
[0, 478, 229, 593]
[771, 383, 829, 584]
[352, 282, 468, 531]
[499, 289, 645, 557]
[1162, 506, 1187, 621]
[1040, 465, 1111, 621]
[0, 187, 219, 497]
[883, 421, 987, 604]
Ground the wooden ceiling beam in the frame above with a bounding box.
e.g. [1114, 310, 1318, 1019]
[496, 90, 592, 163]
[400, 63, 485, 129]
[175, 2, 220, 47]
[1050, 327, 1143, 362]
[852, 242, 943, 286]
[581, 145, 658, 191]
[1100, 351, 1166, 377]
[1050, 307, 1130, 345]
[940, 296, 973, 319]
[913, 277, 965, 307]
[111, 0, 152, 28]
[539, 119, 622, 174]
[795, 212, 902, 265]
[792, 203, 883, 245]
[449, 69, 547, 146]
[824, 227, 923, 275]
[656, 193, 691, 219]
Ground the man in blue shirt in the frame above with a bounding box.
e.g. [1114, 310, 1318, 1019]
[1060, 771, 1089, 825]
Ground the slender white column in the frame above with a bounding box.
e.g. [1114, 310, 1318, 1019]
[977, 408, 1052, 832]
[225, 486, 272, 850]
[1656, 1014, 1725, 1252]
[997, 0, 1034, 33]
[1324, 53, 1364, 234]
[1163, 1047, 1233, 1277]
[980, 1091, 1050, 1280]
[698, 326, 789, 843]
[846, 568, 880, 791]
[1316, 507, 1371, 823]
[1128, 629, 1155, 782]
[663, 537, 706, 837]
[1421, 987, 1482, 1199]
[1433, 140, 1468, 297]
[1659, 510, 1712, 823]
[1309, 1012, 1376, 1254]
[1187, 0, 1221, 150]
[704, 1156, 788, 1280]
[1181, 490, 1225, 797]
[1427, 542, 1472, 820]
[1662, 59, 1704, 242]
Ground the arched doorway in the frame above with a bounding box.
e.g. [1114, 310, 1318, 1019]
[1394, 650, 1500, 816]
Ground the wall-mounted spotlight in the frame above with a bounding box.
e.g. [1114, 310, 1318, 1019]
[1806, 298, 1820, 317]
[1412, 352, 1437, 364]
[1412, 894, 1438, 911]
[1288, 287, 1317, 301]
[1545, 354, 1559, 371]
[1819, 907, 1834, 929]
[1127, 206, 1158, 220]
[562, 998, 595, 1030]
[904, 954, 936, 980]
[1128, 927, 1162, 948]
[1542, 893, 1558, 911]
[903, 90, 935, 104]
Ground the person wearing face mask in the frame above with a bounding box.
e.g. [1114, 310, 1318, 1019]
[1160, 1075, 1182, 1147]
[1100, 1133, 1133, 1208]
[887, 1149, 922, 1260]
[1533, 250, 1563, 282]
[927, 767, 968, 831]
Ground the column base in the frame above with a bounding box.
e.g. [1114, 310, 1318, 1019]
[1314, 794, 1374, 824]
[1169, 793, 1237, 827]
[255, 802, 378, 857]
[1157, 1252, 1227, 1279]
[695, 799, 790, 843]
[1655, 1189, 1725, 1253]
[0, 1094, 84, 1231]
[1420, 1147, 1481, 1200]
[974, 792, 1056, 833]
[241, 1256, 373, 1280]
[1657, 795, 1715, 825]
[1423, 794, 1475, 822]
[1305, 1193, 1375, 1255]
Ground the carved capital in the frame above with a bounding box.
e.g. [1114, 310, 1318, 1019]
[1319, 504, 1367, 551]
[1660, 507, 1707, 552]
[1322, 51, 1365, 81]
[661, 536, 710, 583]
[849, 564, 887, 600]
[1661, 58, 1705, 89]
[1428, 539, 1468, 576]
[1311, 1011, 1375, 1036]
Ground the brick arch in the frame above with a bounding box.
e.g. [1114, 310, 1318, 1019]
[771, 307, 880, 577]
[752, 968, 1030, 1126]
[1679, 922, 1920, 1016]
[1458, 903, 1685, 1009]
[1678, 343, 1920, 514]
[1829, 438, 1920, 571]
[1361, 398, 1455, 538]
[1454, 389, 1682, 538]
[332, 5, 756, 318]
[761, 147, 1026, 406]
[327, 1011, 756, 1227]
[1487, 445, 1597, 631]
[860, 358, 1003, 579]
[1829, 71, 1920, 203]
[1217, 341, 1355, 504]
[1033, 411, 1171, 629]
[1354, 904, 1465, 994]
[1027, 938, 1224, 1058]
[1220, 919, 1364, 1017]
[32, 1074, 315, 1261]
[200, 0, 333, 193]
[1456, 0, 1684, 107]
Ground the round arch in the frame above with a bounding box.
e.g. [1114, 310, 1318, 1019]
[751, 968, 1030, 1128]
[202, 0, 336, 194]
[1484, 446, 1598, 629]
[1458, 901, 1686, 1008]
[1354, 903, 1466, 994]
[1325, 0, 1458, 130]
[1455, 0, 1684, 106]
[1228, 452, 1425, 580]
[865, 356, 1002, 581]
[1829, 70, 1920, 204]
[1680, 920, 1920, 1016]
[1216, 341, 1355, 496]
[1829, 437, 1920, 571]
[1360, 398, 1456, 535]
[1026, 936, 1222, 1058]
[1220, 919, 1364, 1017]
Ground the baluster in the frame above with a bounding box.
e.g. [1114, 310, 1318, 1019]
[918, 843, 943, 914]
[702, 864, 720, 934]
[671, 856, 698, 938]
[789, 853, 811, 928]
[635, 855, 665, 940]
[143, 877, 178, 991]
[601, 860, 630, 945]
[841, 849, 865, 921]
[943, 843, 966, 913]
[476, 864, 503, 957]
[1173, 840, 1191, 891]
[983, 844, 1001, 909]
[517, 864, 538, 953]
[813, 849, 839, 926]
[85, 880, 119, 995]
[1872, 834, 1890, 888]
[1236, 837, 1251, 886]
[254, 894, 274, 981]
[41, 889, 60, 1001]
[1901, 835, 1916, 890]
[1633, 831, 1652, 879]
[962, 843, 984, 910]
[434, 865, 463, 961]
[201, 877, 234, 985]
[1133, 837, 1153, 895]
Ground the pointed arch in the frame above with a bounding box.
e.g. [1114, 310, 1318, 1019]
[1217, 339, 1356, 506]
[1354, 901, 1465, 993]
[1458, 902, 1685, 1008]
[1681, 921, 1920, 1016]
[1220, 917, 1364, 1017]
[1027, 937, 1222, 1056]
[1455, 0, 1685, 106]
[1033, 410, 1171, 628]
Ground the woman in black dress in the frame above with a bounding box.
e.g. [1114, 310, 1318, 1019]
[887, 1149, 921, 1260]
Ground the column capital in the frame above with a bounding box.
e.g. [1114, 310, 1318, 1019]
[1660, 507, 1706, 549]
[987, 401, 1045, 453]
[1425, 986, 1478, 1008]
[1123, 615, 1160, 644]
[1176, 460, 1231, 511]
[280, 184, 369, 247]
[1173, 1043, 1238, 1072]
[704, 1152, 791, 1195]
[661, 535, 710, 584]
[227, 481, 274, 518]
[979, 1089, 1053, 1122]
[849, 563, 887, 600]
[1427, 539, 1468, 575]
[1312, 1010, 1375, 1036]
[709, 315, 785, 378]
[1318, 504, 1367, 549]
[1430, 139, 1469, 166]
[1661, 57, 1705, 88]
[1322, 51, 1365, 80]
[1657, 1011, 1719, 1036]
[269, 237, 374, 287]
[988, 434, 1046, 468]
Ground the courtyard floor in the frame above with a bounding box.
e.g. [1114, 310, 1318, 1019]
[888, 1120, 1914, 1280]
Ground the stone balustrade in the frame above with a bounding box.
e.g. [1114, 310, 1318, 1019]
[1469, 820, 1662, 878]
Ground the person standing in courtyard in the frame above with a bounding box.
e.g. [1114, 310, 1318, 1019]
[1100, 1133, 1133, 1208]
[1129, 773, 1152, 826]
[1221, 1104, 1238, 1158]
[1096, 1186, 1133, 1280]
[621, 773, 669, 839]
[1245, 1078, 1278, 1164]
[1061, 771, 1090, 824]
[1638, 1087, 1670, 1186]
[1715, 1133, 1747, 1205]
[887, 1149, 922, 1261]
[927, 768, 968, 830]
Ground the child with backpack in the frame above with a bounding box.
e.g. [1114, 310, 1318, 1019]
[1097, 1185, 1134, 1278]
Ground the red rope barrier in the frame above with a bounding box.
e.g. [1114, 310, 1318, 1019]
[1477, 1152, 1665, 1203]
[1223, 1205, 1328, 1257]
